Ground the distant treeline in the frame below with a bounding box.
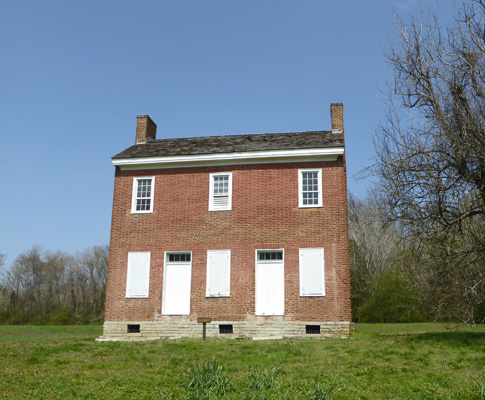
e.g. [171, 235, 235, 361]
[0, 246, 107, 325]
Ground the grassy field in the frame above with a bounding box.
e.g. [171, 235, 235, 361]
[0, 323, 484, 399]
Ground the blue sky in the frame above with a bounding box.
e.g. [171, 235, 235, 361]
[0, 0, 453, 265]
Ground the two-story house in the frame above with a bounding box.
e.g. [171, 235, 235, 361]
[100, 103, 351, 340]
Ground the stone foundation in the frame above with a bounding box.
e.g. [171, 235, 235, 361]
[97, 320, 353, 341]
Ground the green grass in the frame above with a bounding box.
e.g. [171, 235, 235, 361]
[0, 323, 484, 399]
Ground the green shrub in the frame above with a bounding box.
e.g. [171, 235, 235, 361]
[0, 308, 17, 324]
[357, 269, 424, 323]
[48, 310, 73, 325]
[473, 303, 485, 325]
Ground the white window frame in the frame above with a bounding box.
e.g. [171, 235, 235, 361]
[209, 172, 233, 211]
[131, 176, 155, 214]
[206, 249, 231, 297]
[161, 251, 192, 315]
[125, 251, 150, 298]
[299, 247, 325, 296]
[298, 169, 322, 208]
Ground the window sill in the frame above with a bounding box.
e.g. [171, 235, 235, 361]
[255, 314, 285, 316]
[161, 313, 190, 316]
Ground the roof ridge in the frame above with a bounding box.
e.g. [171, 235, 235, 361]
[148, 130, 334, 143]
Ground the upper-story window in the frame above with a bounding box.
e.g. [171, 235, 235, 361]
[298, 169, 322, 208]
[131, 177, 154, 213]
[209, 172, 233, 211]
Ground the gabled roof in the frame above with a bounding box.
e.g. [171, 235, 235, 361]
[112, 130, 344, 160]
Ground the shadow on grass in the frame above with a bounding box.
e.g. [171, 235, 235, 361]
[409, 331, 485, 346]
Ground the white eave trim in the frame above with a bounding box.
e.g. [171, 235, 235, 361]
[112, 147, 345, 170]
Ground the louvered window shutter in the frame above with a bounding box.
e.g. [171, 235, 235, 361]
[212, 194, 229, 210]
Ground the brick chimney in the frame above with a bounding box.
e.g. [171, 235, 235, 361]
[330, 103, 344, 136]
[135, 115, 157, 144]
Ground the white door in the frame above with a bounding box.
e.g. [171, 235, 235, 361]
[256, 251, 284, 315]
[162, 253, 192, 315]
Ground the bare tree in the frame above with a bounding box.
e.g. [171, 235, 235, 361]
[0, 253, 7, 316]
[349, 194, 401, 290]
[348, 193, 419, 321]
[0, 246, 108, 324]
[374, 0, 485, 322]
[71, 246, 108, 323]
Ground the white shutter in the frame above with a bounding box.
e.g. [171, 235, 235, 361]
[126, 252, 150, 298]
[207, 250, 231, 297]
[299, 248, 325, 296]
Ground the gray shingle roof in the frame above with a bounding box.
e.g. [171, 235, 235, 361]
[113, 130, 344, 159]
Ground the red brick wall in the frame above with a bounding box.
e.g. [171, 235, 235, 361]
[104, 158, 351, 323]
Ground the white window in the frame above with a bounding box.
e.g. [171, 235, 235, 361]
[131, 177, 154, 213]
[209, 172, 232, 211]
[206, 250, 231, 297]
[299, 248, 325, 296]
[126, 252, 150, 298]
[298, 169, 322, 208]
[255, 250, 285, 316]
[162, 251, 192, 315]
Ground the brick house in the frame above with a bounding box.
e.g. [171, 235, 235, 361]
[100, 103, 351, 340]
